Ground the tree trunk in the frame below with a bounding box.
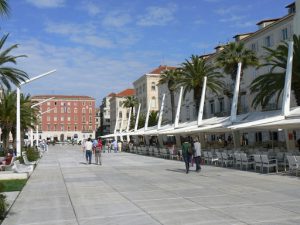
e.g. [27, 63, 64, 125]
[194, 87, 202, 115]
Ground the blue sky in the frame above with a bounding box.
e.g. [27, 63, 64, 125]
[1, 0, 293, 105]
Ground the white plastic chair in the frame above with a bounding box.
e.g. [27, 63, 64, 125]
[261, 154, 278, 173]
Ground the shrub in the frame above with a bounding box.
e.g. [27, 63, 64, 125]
[23, 147, 40, 161]
[0, 183, 7, 219]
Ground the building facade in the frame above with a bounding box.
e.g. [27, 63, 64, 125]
[109, 89, 135, 133]
[157, 3, 298, 145]
[134, 65, 176, 115]
[31, 95, 96, 142]
[99, 93, 114, 136]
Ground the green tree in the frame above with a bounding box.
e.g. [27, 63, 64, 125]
[148, 111, 159, 127]
[216, 42, 258, 81]
[0, 0, 9, 17]
[0, 91, 37, 150]
[0, 34, 28, 90]
[250, 35, 300, 108]
[122, 96, 138, 130]
[137, 113, 146, 129]
[158, 69, 180, 123]
[179, 55, 224, 113]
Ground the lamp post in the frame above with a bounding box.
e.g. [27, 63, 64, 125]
[30, 97, 55, 147]
[16, 70, 56, 156]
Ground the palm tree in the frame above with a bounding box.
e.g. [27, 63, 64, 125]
[216, 42, 259, 81]
[158, 69, 180, 123]
[250, 34, 300, 108]
[122, 96, 138, 130]
[122, 96, 138, 115]
[148, 111, 159, 127]
[179, 55, 224, 113]
[0, 34, 28, 90]
[0, 91, 37, 150]
[0, 0, 9, 17]
[137, 113, 146, 129]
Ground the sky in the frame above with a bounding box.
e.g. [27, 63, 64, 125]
[0, 0, 293, 105]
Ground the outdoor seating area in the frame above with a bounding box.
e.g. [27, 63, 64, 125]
[127, 144, 300, 176]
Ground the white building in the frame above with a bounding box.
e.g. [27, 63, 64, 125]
[100, 93, 114, 136]
[109, 89, 135, 133]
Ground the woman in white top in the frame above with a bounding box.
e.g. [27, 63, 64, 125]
[84, 138, 93, 164]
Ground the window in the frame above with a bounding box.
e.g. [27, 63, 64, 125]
[82, 108, 86, 114]
[151, 97, 156, 108]
[89, 116, 92, 123]
[264, 35, 272, 47]
[67, 125, 70, 131]
[61, 117, 64, 121]
[54, 124, 57, 131]
[82, 102, 85, 106]
[61, 102, 64, 106]
[54, 102, 57, 105]
[83, 125, 86, 131]
[186, 106, 190, 121]
[119, 112, 122, 118]
[143, 84, 146, 92]
[47, 116, 50, 122]
[67, 108, 71, 113]
[47, 102, 51, 106]
[83, 116, 86, 123]
[219, 98, 224, 112]
[61, 124, 64, 131]
[74, 125, 77, 131]
[282, 28, 288, 40]
[89, 102, 92, 106]
[74, 108, 77, 113]
[67, 117, 71, 122]
[119, 101, 123, 107]
[89, 108, 92, 114]
[74, 116, 78, 121]
[54, 107, 57, 113]
[251, 43, 257, 52]
[54, 117, 57, 122]
[47, 124, 51, 131]
[89, 125, 92, 131]
[151, 82, 156, 91]
[126, 112, 129, 118]
[210, 100, 215, 114]
[67, 102, 71, 106]
[61, 107, 64, 113]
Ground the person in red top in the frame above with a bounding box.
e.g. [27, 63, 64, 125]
[94, 138, 103, 165]
[0, 153, 13, 171]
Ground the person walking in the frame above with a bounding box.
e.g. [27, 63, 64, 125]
[94, 138, 103, 165]
[182, 138, 192, 174]
[193, 138, 201, 172]
[113, 140, 118, 153]
[84, 138, 93, 164]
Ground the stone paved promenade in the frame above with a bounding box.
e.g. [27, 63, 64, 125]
[3, 145, 300, 225]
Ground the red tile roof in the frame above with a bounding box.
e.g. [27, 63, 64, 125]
[31, 95, 95, 100]
[116, 89, 135, 97]
[148, 65, 177, 75]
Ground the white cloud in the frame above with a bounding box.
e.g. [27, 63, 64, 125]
[80, 2, 101, 16]
[15, 39, 149, 103]
[219, 15, 245, 23]
[44, 22, 114, 48]
[102, 12, 132, 28]
[137, 4, 177, 26]
[214, 6, 243, 15]
[26, 0, 65, 8]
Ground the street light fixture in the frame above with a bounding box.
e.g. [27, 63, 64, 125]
[16, 69, 56, 156]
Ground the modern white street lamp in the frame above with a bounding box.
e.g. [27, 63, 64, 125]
[30, 97, 55, 147]
[16, 69, 56, 156]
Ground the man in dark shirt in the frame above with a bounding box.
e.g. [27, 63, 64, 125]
[182, 138, 191, 174]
